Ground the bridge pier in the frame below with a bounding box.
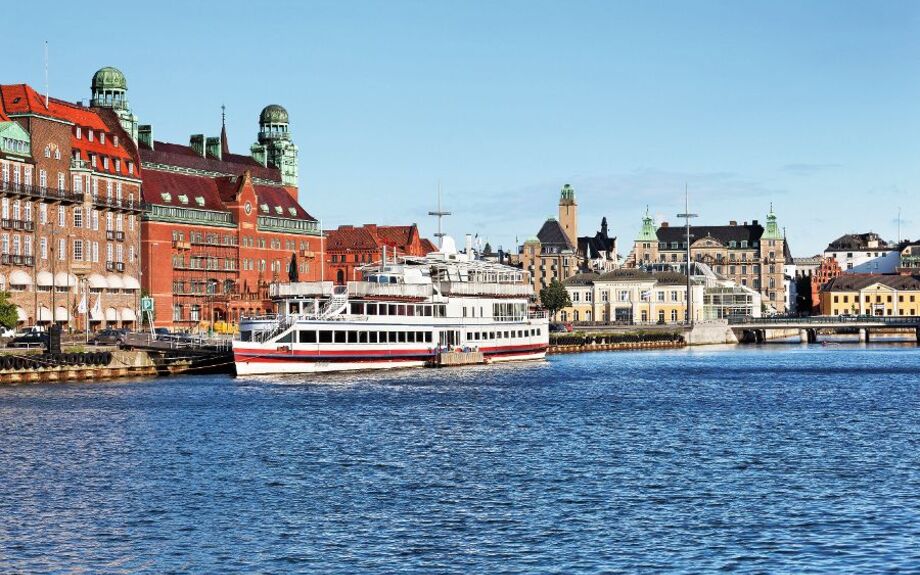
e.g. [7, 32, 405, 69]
[916, 327, 920, 344]
[799, 329, 808, 344]
[858, 328, 868, 343]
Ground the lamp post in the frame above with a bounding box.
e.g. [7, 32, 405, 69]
[677, 185, 698, 326]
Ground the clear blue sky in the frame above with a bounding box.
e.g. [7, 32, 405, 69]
[4, 0, 919, 256]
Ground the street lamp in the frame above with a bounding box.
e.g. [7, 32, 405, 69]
[677, 185, 697, 326]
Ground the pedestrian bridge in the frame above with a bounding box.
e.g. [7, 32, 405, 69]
[727, 316, 920, 343]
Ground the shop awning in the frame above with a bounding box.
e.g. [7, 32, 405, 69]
[105, 307, 118, 321]
[106, 275, 124, 289]
[120, 308, 137, 321]
[10, 270, 32, 286]
[88, 274, 108, 289]
[55, 306, 69, 321]
[37, 306, 51, 322]
[123, 276, 141, 290]
[36, 271, 53, 287]
[54, 272, 76, 288]
[16, 306, 27, 322]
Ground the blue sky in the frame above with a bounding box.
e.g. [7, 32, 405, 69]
[4, 0, 918, 256]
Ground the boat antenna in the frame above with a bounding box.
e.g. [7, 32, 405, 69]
[428, 182, 451, 249]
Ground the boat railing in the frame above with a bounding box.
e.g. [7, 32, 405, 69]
[270, 281, 335, 298]
[346, 281, 433, 299]
[528, 310, 549, 319]
[438, 281, 533, 297]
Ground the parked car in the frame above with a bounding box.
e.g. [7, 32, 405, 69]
[549, 323, 574, 333]
[0, 326, 16, 338]
[7, 332, 49, 349]
[89, 328, 127, 346]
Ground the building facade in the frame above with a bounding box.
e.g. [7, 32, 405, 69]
[632, 208, 788, 313]
[520, 186, 580, 301]
[824, 232, 899, 274]
[0, 78, 143, 330]
[324, 223, 436, 284]
[136, 92, 323, 329]
[819, 274, 920, 317]
[577, 217, 618, 273]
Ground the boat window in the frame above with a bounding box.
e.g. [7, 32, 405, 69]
[398, 332, 406, 343]
[378, 304, 388, 316]
[397, 305, 406, 316]
[369, 332, 378, 343]
[299, 330, 316, 343]
[359, 332, 368, 343]
[389, 304, 397, 315]
[425, 332, 432, 343]
[319, 331, 333, 343]
[349, 302, 363, 315]
[334, 331, 346, 343]
[347, 331, 358, 343]
[407, 305, 415, 317]
[277, 331, 293, 343]
[366, 303, 377, 315]
[239, 330, 251, 342]
[389, 332, 398, 343]
[424, 306, 432, 317]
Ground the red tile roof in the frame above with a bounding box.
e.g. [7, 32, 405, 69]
[420, 238, 437, 254]
[326, 224, 434, 254]
[254, 185, 317, 222]
[0, 84, 140, 178]
[141, 170, 229, 212]
[140, 140, 281, 182]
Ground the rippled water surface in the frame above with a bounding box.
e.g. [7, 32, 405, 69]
[2, 344, 920, 574]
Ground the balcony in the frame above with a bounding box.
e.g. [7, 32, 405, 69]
[106, 261, 115, 272]
[0, 254, 33, 266]
[173, 240, 191, 250]
[116, 262, 124, 272]
[70, 158, 90, 170]
[300, 250, 316, 258]
[0, 180, 85, 204]
[92, 194, 146, 213]
[106, 230, 115, 240]
[115, 231, 125, 241]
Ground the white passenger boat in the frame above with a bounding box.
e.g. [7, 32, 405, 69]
[232, 239, 549, 375]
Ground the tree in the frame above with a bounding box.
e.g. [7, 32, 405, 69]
[483, 242, 492, 254]
[539, 279, 571, 321]
[0, 291, 19, 330]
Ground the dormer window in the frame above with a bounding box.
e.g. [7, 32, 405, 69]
[288, 207, 297, 216]
[88, 130, 94, 142]
[195, 196, 205, 206]
[274, 206, 283, 214]
[115, 159, 120, 172]
[113, 136, 119, 147]
[160, 193, 172, 202]
[260, 203, 269, 213]
[44, 145, 51, 158]
[91, 155, 97, 168]
[103, 157, 109, 170]
[76, 126, 82, 139]
[54, 149, 60, 160]
[178, 194, 189, 204]
[100, 133, 106, 145]
[128, 162, 134, 175]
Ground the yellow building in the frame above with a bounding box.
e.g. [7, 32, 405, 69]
[520, 185, 579, 300]
[819, 274, 920, 316]
[560, 269, 704, 325]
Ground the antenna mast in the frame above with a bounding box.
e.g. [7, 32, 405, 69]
[428, 183, 451, 248]
[44, 41, 49, 108]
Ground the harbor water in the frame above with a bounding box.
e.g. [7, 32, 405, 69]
[1, 344, 919, 573]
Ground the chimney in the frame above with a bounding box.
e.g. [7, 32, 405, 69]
[250, 144, 267, 167]
[466, 234, 474, 254]
[743, 221, 748, 226]
[752, 219, 759, 226]
[730, 220, 737, 226]
[138, 125, 154, 150]
[190, 134, 205, 157]
[661, 222, 669, 228]
[206, 136, 222, 161]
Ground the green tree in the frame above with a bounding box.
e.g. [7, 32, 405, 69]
[0, 291, 19, 330]
[795, 275, 813, 314]
[539, 279, 571, 321]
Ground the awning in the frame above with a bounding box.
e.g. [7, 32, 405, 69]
[105, 307, 118, 321]
[37, 306, 51, 322]
[120, 307, 137, 321]
[106, 274, 124, 289]
[36, 271, 53, 287]
[16, 306, 27, 322]
[9, 270, 31, 286]
[54, 272, 76, 287]
[122, 276, 141, 290]
[88, 274, 108, 289]
[55, 306, 69, 321]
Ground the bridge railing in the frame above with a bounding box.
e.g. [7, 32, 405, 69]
[728, 315, 920, 326]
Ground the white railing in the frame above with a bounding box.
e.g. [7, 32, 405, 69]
[528, 310, 549, 319]
[270, 281, 334, 298]
[346, 281, 433, 299]
[438, 281, 533, 297]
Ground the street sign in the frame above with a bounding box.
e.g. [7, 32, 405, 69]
[141, 297, 154, 312]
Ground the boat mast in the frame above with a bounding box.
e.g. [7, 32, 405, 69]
[428, 183, 451, 249]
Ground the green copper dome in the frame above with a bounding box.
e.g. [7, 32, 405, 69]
[260, 104, 289, 125]
[91, 67, 127, 91]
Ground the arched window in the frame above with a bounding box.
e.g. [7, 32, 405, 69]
[336, 269, 345, 285]
[573, 310, 579, 322]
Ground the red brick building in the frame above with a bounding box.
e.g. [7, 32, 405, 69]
[139, 107, 322, 329]
[0, 79, 143, 330]
[324, 224, 436, 284]
[810, 257, 842, 313]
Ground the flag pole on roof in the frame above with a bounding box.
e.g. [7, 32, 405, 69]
[44, 40, 49, 108]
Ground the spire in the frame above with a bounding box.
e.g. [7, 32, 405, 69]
[220, 104, 229, 156]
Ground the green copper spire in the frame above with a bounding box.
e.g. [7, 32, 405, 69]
[762, 203, 782, 240]
[559, 183, 575, 204]
[636, 206, 657, 241]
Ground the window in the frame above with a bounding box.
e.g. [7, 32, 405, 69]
[57, 173, 65, 191]
[100, 133, 105, 145]
[40, 237, 47, 260]
[58, 238, 66, 261]
[39, 169, 47, 188]
[73, 207, 83, 228]
[58, 206, 66, 227]
[73, 240, 83, 261]
[76, 126, 82, 139]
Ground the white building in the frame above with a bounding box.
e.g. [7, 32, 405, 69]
[824, 233, 899, 274]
